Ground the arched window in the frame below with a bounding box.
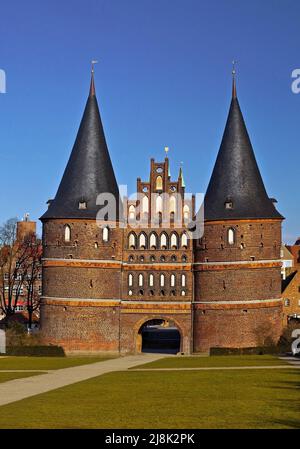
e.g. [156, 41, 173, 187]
[128, 274, 133, 287]
[160, 233, 168, 249]
[183, 205, 190, 221]
[170, 274, 176, 287]
[156, 195, 162, 213]
[170, 233, 178, 249]
[128, 205, 135, 221]
[156, 176, 163, 190]
[181, 232, 188, 248]
[128, 232, 136, 249]
[149, 233, 157, 249]
[64, 225, 71, 242]
[138, 274, 144, 287]
[169, 196, 176, 214]
[160, 274, 165, 287]
[102, 226, 109, 242]
[139, 233, 147, 249]
[149, 274, 154, 287]
[228, 228, 235, 245]
[181, 274, 186, 287]
[142, 195, 149, 214]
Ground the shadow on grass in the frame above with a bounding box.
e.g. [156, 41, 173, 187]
[264, 369, 300, 429]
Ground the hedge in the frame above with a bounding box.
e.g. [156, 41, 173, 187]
[209, 346, 281, 356]
[0, 346, 65, 357]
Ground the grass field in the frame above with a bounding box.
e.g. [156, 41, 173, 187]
[0, 364, 299, 428]
[132, 355, 288, 369]
[0, 372, 46, 383]
[0, 356, 113, 371]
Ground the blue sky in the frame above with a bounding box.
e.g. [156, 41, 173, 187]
[0, 0, 299, 242]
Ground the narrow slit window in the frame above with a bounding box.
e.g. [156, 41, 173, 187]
[64, 225, 71, 242]
[228, 228, 235, 245]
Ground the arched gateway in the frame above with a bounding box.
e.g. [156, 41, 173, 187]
[136, 319, 182, 354]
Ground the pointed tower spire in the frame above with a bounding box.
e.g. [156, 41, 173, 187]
[41, 66, 120, 220]
[164, 147, 171, 177]
[204, 73, 282, 221]
[179, 163, 185, 188]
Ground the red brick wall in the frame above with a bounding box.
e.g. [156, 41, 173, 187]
[194, 267, 281, 301]
[40, 301, 120, 352]
[193, 304, 283, 352]
[193, 218, 283, 351]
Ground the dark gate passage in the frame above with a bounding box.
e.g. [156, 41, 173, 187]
[140, 319, 181, 354]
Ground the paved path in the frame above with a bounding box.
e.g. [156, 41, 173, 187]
[0, 354, 163, 407]
[279, 356, 300, 367]
[0, 355, 298, 407]
[132, 364, 300, 372]
[0, 370, 51, 373]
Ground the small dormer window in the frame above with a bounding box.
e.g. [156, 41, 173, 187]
[79, 201, 87, 210]
[225, 199, 233, 210]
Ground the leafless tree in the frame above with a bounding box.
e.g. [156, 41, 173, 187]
[22, 234, 42, 330]
[0, 218, 42, 327]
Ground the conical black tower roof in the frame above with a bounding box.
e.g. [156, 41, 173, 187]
[41, 72, 120, 220]
[204, 78, 283, 221]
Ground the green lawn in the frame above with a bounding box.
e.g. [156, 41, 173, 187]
[0, 367, 299, 428]
[132, 355, 288, 369]
[0, 372, 46, 383]
[0, 356, 113, 371]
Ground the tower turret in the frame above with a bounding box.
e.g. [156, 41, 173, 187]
[40, 68, 123, 352]
[193, 73, 283, 352]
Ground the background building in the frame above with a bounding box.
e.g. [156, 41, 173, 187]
[282, 239, 300, 325]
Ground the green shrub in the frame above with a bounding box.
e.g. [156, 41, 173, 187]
[2, 346, 65, 357]
[210, 346, 281, 356]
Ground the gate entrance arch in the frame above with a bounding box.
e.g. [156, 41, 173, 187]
[136, 318, 181, 354]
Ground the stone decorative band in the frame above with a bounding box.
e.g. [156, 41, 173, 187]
[41, 297, 193, 311]
[121, 309, 190, 315]
[194, 298, 282, 304]
[43, 259, 122, 269]
[123, 263, 191, 271]
[41, 296, 121, 307]
[41, 296, 121, 302]
[42, 258, 191, 271]
[194, 261, 282, 271]
[122, 301, 192, 308]
[194, 299, 282, 310]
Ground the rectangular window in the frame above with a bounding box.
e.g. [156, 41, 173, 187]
[284, 299, 290, 306]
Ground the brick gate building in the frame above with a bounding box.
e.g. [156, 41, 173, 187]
[40, 70, 283, 353]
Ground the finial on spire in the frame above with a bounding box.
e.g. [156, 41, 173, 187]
[164, 146, 169, 157]
[232, 60, 237, 99]
[89, 60, 98, 96]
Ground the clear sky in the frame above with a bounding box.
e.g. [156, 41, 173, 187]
[0, 0, 299, 242]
